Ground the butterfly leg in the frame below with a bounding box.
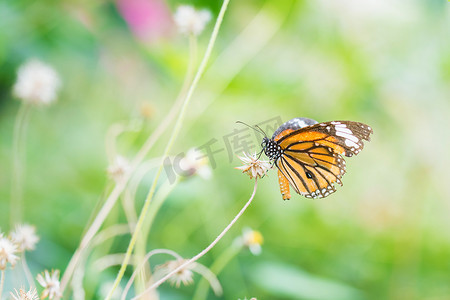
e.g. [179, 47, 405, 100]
[278, 169, 291, 200]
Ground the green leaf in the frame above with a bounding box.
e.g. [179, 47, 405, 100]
[249, 262, 365, 300]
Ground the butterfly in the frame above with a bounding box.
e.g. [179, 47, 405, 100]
[260, 118, 373, 200]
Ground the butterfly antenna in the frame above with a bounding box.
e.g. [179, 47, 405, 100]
[236, 121, 267, 137]
[254, 125, 268, 138]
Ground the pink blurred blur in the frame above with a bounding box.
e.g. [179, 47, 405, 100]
[116, 0, 174, 42]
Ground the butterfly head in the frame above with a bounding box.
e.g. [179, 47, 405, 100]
[262, 137, 282, 160]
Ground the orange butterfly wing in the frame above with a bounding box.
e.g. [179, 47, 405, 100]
[274, 121, 372, 199]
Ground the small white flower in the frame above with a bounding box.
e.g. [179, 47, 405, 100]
[179, 148, 212, 179]
[11, 224, 39, 252]
[36, 270, 62, 300]
[156, 259, 194, 288]
[13, 59, 61, 106]
[173, 5, 212, 36]
[0, 233, 19, 270]
[241, 227, 264, 255]
[154, 257, 222, 296]
[107, 155, 131, 182]
[10, 287, 39, 300]
[235, 152, 271, 179]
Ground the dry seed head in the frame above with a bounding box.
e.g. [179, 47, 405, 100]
[235, 152, 271, 179]
[36, 269, 62, 300]
[10, 287, 39, 300]
[0, 233, 19, 270]
[11, 224, 39, 252]
[13, 59, 61, 106]
[156, 259, 194, 288]
[173, 5, 211, 36]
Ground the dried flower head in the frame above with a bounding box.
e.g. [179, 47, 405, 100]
[13, 59, 61, 106]
[11, 224, 39, 252]
[0, 233, 19, 270]
[235, 152, 271, 179]
[241, 227, 264, 255]
[11, 287, 39, 300]
[157, 259, 194, 288]
[173, 5, 211, 36]
[179, 148, 212, 179]
[107, 155, 131, 182]
[36, 270, 62, 300]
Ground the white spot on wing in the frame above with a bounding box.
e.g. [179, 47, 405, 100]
[345, 139, 359, 148]
[336, 131, 359, 143]
[296, 120, 308, 128]
[335, 127, 352, 134]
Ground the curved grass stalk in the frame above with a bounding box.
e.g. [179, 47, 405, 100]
[105, 120, 143, 164]
[21, 253, 35, 289]
[190, 262, 223, 297]
[137, 177, 180, 251]
[71, 252, 87, 300]
[193, 242, 242, 300]
[121, 158, 164, 230]
[123, 158, 180, 293]
[69, 224, 133, 299]
[60, 33, 199, 294]
[132, 179, 258, 299]
[93, 254, 137, 272]
[187, 0, 291, 122]
[134, 176, 180, 294]
[92, 224, 131, 247]
[120, 249, 183, 300]
[105, 1, 231, 298]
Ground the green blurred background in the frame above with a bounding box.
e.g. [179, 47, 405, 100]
[1, 0, 450, 299]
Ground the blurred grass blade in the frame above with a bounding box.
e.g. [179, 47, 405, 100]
[250, 262, 364, 300]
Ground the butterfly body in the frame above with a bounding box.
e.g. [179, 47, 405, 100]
[261, 118, 372, 200]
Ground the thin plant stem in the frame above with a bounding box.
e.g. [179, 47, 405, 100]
[10, 103, 32, 227]
[105, 123, 126, 163]
[122, 157, 165, 230]
[193, 242, 242, 300]
[60, 176, 129, 292]
[184, 0, 291, 124]
[71, 253, 87, 300]
[105, 121, 143, 164]
[190, 262, 223, 297]
[121, 249, 183, 300]
[93, 254, 137, 272]
[92, 224, 131, 247]
[121, 158, 163, 232]
[121, 191, 138, 231]
[105, 1, 231, 298]
[134, 177, 180, 294]
[132, 179, 258, 299]
[61, 24, 199, 297]
[22, 253, 35, 289]
[0, 270, 4, 300]
[65, 224, 131, 299]
[182, 34, 198, 97]
[136, 177, 180, 263]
